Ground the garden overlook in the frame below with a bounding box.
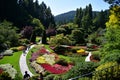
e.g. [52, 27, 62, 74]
[0, 0, 120, 80]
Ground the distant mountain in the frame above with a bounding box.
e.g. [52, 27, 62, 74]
[54, 10, 101, 25]
[54, 11, 76, 25]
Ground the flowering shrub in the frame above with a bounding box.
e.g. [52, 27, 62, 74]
[31, 61, 44, 73]
[77, 49, 85, 53]
[3, 50, 13, 56]
[0, 64, 17, 79]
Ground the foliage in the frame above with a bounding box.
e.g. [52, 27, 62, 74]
[0, 64, 17, 79]
[21, 26, 33, 40]
[93, 62, 120, 79]
[56, 58, 68, 66]
[104, 0, 120, 5]
[101, 50, 120, 64]
[0, 21, 19, 51]
[101, 6, 120, 55]
[0, 72, 12, 80]
[62, 62, 98, 79]
[46, 27, 56, 37]
[49, 34, 72, 46]
[57, 23, 78, 35]
[19, 39, 30, 45]
[53, 45, 70, 54]
[71, 29, 85, 44]
[2, 49, 13, 56]
[32, 18, 44, 36]
[87, 28, 106, 45]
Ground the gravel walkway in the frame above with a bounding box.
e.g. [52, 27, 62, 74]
[19, 45, 35, 77]
[85, 52, 92, 62]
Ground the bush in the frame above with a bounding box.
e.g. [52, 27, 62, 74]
[19, 39, 30, 45]
[44, 74, 55, 80]
[0, 64, 17, 79]
[0, 72, 12, 80]
[54, 45, 70, 54]
[56, 58, 68, 66]
[3, 50, 13, 56]
[49, 34, 72, 46]
[62, 62, 98, 79]
[101, 50, 120, 64]
[93, 62, 120, 80]
[10, 48, 18, 52]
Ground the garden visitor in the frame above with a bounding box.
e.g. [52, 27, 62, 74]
[23, 71, 30, 80]
[27, 44, 31, 50]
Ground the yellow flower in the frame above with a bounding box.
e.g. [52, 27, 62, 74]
[77, 49, 85, 53]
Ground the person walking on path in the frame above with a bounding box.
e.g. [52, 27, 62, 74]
[23, 71, 30, 80]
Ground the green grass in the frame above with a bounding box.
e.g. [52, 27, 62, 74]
[59, 55, 71, 63]
[0, 51, 22, 77]
[44, 44, 54, 52]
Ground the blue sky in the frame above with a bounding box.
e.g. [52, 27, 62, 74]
[38, 0, 110, 16]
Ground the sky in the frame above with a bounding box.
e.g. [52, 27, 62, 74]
[38, 0, 110, 16]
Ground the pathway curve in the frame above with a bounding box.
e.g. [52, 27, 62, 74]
[19, 45, 35, 77]
[85, 52, 92, 62]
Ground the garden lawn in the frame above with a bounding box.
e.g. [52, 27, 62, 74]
[44, 44, 54, 52]
[0, 51, 22, 77]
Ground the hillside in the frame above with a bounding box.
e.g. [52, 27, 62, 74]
[54, 10, 100, 25]
[54, 11, 76, 25]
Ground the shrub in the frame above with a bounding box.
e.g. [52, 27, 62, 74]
[93, 62, 120, 80]
[0, 64, 17, 79]
[101, 50, 120, 64]
[10, 47, 18, 52]
[19, 39, 30, 45]
[44, 74, 55, 80]
[3, 50, 13, 56]
[0, 72, 12, 80]
[49, 34, 72, 46]
[17, 46, 26, 51]
[62, 62, 98, 79]
[56, 58, 68, 66]
[54, 45, 69, 54]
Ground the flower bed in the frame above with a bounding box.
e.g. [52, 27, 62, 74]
[36, 54, 55, 65]
[31, 61, 44, 73]
[30, 47, 50, 62]
[0, 64, 17, 79]
[30, 45, 73, 75]
[41, 63, 73, 74]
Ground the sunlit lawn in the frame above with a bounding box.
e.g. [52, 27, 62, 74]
[0, 51, 22, 77]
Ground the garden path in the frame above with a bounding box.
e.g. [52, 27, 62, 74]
[19, 45, 35, 77]
[85, 52, 92, 62]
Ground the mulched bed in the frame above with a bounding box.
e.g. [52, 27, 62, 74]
[90, 55, 100, 62]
